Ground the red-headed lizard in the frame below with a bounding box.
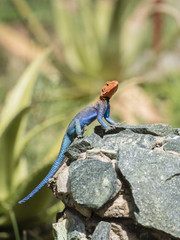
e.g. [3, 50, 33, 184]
[18, 80, 121, 204]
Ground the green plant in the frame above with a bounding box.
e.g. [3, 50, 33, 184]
[52, 0, 128, 86]
[0, 49, 63, 239]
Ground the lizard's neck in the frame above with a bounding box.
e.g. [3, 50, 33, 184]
[99, 96, 110, 102]
[94, 96, 110, 104]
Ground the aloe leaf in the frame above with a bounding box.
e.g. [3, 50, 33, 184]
[0, 48, 51, 200]
[53, 0, 99, 75]
[102, 0, 126, 78]
[77, 0, 103, 73]
[52, 0, 83, 71]
[0, 163, 53, 227]
[120, 1, 153, 66]
[13, 162, 55, 222]
[14, 114, 66, 163]
[34, 201, 64, 225]
[8, 209, 21, 240]
[0, 107, 30, 200]
[0, 133, 66, 226]
[0, 48, 51, 137]
[0, 214, 9, 225]
[12, 156, 28, 192]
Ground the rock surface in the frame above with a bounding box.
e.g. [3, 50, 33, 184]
[163, 135, 180, 153]
[94, 123, 174, 137]
[91, 221, 111, 240]
[52, 210, 88, 240]
[65, 133, 102, 160]
[69, 158, 120, 209]
[96, 192, 133, 218]
[117, 144, 180, 238]
[50, 124, 180, 240]
[101, 130, 157, 150]
[110, 222, 138, 240]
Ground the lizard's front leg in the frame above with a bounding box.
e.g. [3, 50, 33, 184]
[104, 116, 116, 125]
[103, 103, 118, 128]
[97, 112, 113, 132]
[104, 103, 125, 128]
[99, 114, 125, 132]
[105, 117, 126, 127]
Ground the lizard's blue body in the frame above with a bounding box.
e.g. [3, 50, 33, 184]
[18, 81, 119, 204]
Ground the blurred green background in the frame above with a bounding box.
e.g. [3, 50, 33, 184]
[0, 0, 180, 239]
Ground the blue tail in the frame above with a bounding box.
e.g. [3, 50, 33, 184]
[18, 134, 72, 204]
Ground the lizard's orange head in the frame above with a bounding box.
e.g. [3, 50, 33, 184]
[100, 80, 119, 99]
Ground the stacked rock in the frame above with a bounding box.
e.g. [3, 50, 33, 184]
[50, 124, 180, 240]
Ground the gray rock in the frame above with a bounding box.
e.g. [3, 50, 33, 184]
[91, 221, 111, 240]
[65, 133, 102, 160]
[110, 222, 138, 240]
[52, 210, 88, 240]
[173, 128, 180, 135]
[128, 123, 173, 136]
[94, 124, 126, 137]
[86, 148, 117, 159]
[66, 124, 173, 162]
[52, 220, 68, 240]
[67, 130, 157, 162]
[69, 159, 120, 209]
[101, 130, 157, 151]
[117, 144, 180, 238]
[68, 230, 86, 240]
[163, 136, 180, 153]
[95, 123, 173, 137]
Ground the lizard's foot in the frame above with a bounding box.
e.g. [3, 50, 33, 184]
[105, 125, 116, 132]
[104, 121, 126, 132]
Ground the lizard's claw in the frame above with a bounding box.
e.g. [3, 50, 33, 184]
[77, 135, 83, 139]
[115, 121, 126, 126]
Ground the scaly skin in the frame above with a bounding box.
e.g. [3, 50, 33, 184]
[18, 80, 120, 204]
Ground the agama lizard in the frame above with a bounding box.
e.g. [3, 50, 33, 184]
[18, 80, 120, 204]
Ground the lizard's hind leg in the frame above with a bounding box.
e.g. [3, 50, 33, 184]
[75, 119, 83, 138]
